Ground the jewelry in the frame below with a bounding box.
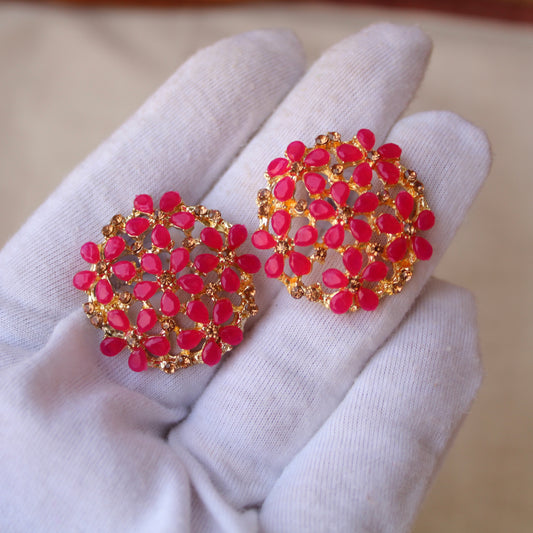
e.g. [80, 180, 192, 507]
[73, 192, 260, 373]
[252, 130, 435, 314]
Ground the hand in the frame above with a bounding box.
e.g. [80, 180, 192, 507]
[0, 24, 490, 532]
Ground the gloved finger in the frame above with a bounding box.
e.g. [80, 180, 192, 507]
[171, 112, 490, 508]
[259, 279, 481, 533]
[0, 29, 305, 359]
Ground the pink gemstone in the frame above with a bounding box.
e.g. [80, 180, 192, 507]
[159, 191, 181, 212]
[378, 143, 402, 159]
[236, 254, 261, 274]
[133, 281, 159, 300]
[395, 191, 414, 220]
[73, 271, 96, 291]
[213, 298, 233, 325]
[305, 148, 330, 167]
[201, 227, 223, 250]
[107, 309, 130, 332]
[376, 213, 402, 234]
[356, 288, 379, 311]
[252, 230, 276, 249]
[412, 236, 433, 260]
[178, 274, 204, 294]
[304, 172, 326, 194]
[415, 210, 435, 231]
[271, 210, 291, 236]
[361, 261, 388, 282]
[152, 224, 171, 249]
[141, 253, 163, 275]
[356, 129, 375, 150]
[349, 218, 372, 243]
[354, 192, 379, 213]
[170, 248, 190, 272]
[111, 261, 136, 281]
[376, 161, 400, 185]
[219, 326, 243, 346]
[274, 176, 295, 201]
[309, 200, 335, 220]
[265, 253, 284, 278]
[387, 236, 408, 262]
[95, 279, 113, 304]
[125, 217, 150, 237]
[194, 253, 219, 273]
[289, 251, 311, 276]
[330, 182, 350, 206]
[322, 268, 348, 289]
[134, 194, 154, 214]
[221, 268, 240, 292]
[177, 329, 205, 350]
[186, 300, 209, 324]
[267, 157, 290, 177]
[337, 143, 362, 162]
[128, 349, 148, 372]
[80, 242, 100, 264]
[171, 211, 195, 230]
[342, 247, 363, 276]
[145, 336, 170, 357]
[329, 291, 353, 314]
[286, 140, 305, 161]
[202, 339, 222, 366]
[160, 291, 180, 316]
[100, 337, 126, 357]
[323, 224, 345, 249]
[228, 224, 248, 250]
[352, 162, 373, 187]
[137, 308, 157, 333]
[104, 236, 125, 261]
[294, 225, 318, 247]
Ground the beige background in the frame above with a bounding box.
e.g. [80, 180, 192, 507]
[1, 3, 532, 531]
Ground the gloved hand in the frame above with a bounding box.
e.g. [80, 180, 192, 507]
[0, 24, 490, 533]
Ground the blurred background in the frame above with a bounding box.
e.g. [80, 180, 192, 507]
[0, 1, 531, 531]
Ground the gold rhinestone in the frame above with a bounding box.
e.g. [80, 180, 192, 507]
[195, 205, 208, 216]
[366, 243, 384, 256]
[95, 262, 107, 275]
[337, 206, 352, 223]
[183, 357, 191, 366]
[111, 214, 125, 226]
[275, 239, 292, 255]
[291, 162, 303, 173]
[290, 285, 304, 299]
[131, 240, 143, 253]
[209, 209, 222, 221]
[392, 283, 403, 294]
[294, 199, 308, 214]
[204, 283, 219, 299]
[399, 269, 412, 282]
[257, 189, 271, 202]
[159, 271, 175, 287]
[119, 292, 132, 304]
[83, 302, 95, 314]
[203, 325, 218, 338]
[183, 237, 196, 249]
[413, 181, 424, 193]
[404, 223, 415, 236]
[258, 204, 270, 217]
[90, 315, 103, 328]
[370, 151, 380, 161]
[125, 331, 141, 347]
[377, 190, 391, 202]
[102, 224, 115, 237]
[248, 302, 259, 315]
[348, 279, 361, 291]
[242, 285, 256, 298]
[331, 164, 343, 175]
[312, 247, 327, 263]
[406, 170, 417, 182]
[328, 131, 341, 142]
[316, 134, 328, 145]
[162, 318, 176, 331]
[306, 285, 322, 302]
[162, 362, 176, 374]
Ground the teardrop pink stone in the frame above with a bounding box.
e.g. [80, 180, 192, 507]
[286, 140, 305, 161]
[134, 194, 154, 214]
[201, 227, 223, 250]
[264, 253, 284, 278]
[171, 211, 195, 230]
[252, 230, 276, 249]
[104, 236, 125, 261]
[376, 213, 402, 234]
[137, 308, 157, 333]
[202, 339, 222, 366]
[267, 157, 289, 177]
[152, 224, 171, 249]
[378, 143, 402, 159]
[415, 210, 435, 231]
[376, 161, 400, 185]
[323, 224, 344, 249]
[125, 217, 150, 236]
[219, 326, 243, 346]
[100, 337, 126, 357]
[73, 271, 97, 290]
[213, 298, 233, 325]
[178, 274, 204, 294]
[289, 251, 311, 276]
[353, 192, 379, 213]
[412, 236, 433, 260]
[386, 236, 408, 262]
[330, 182, 350, 206]
[337, 144, 362, 162]
[356, 129, 375, 150]
[395, 191, 414, 220]
[271, 210, 291, 236]
[352, 162, 373, 187]
[227, 224, 248, 250]
[111, 261, 136, 281]
[349, 218, 372, 243]
[145, 336, 170, 357]
[304, 172, 326, 194]
[322, 268, 348, 289]
[194, 253, 219, 273]
[220, 268, 240, 292]
[177, 329, 205, 350]
[107, 309, 130, 332]
[343, 247, 363, 276]
[361, 261, 388, 282]
[141, 253, 163, 275]
[80, 242, 100, 263]
[356, 288, 379, 311]
[186, 300, 209, 324]
[159, 191, 181, 212]
[309, 200, 335, 220]
[329, 291, 353, 314]
[133, 281, 159, 300]
[274, 176, 295, 201]
[95, 279, 113, 304]
[170, 248, 189, 272]
[128, 349, 148, 372]
[160, 291, 180, 316]
[294, 225, 318, 247]
[236, 254, 261, 274]
[304, 148, 330, 167]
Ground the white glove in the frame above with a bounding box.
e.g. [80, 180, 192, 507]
[0, 24, 490, 533]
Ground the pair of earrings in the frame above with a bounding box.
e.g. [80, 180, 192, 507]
[73, 130, 434, 373]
